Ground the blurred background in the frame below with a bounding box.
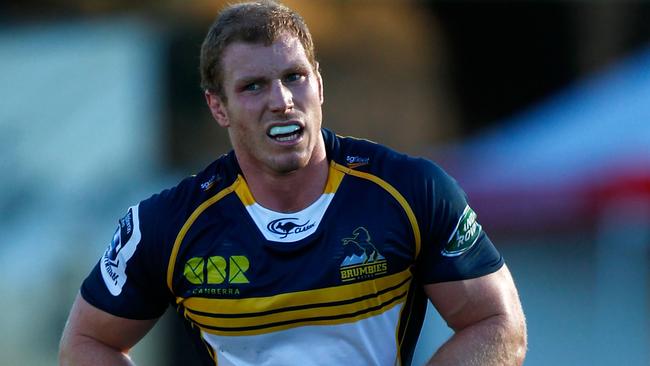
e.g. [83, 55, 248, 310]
[1, 0, 649, 365]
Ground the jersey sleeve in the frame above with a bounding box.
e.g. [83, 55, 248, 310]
[414, 160, 504, 284]
[80, 202, 170, 319]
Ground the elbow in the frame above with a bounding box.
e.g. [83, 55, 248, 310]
[487, 308, 527, 365]
[516, 321, 528, 365]
[511, 328, 527, 366]
[58, 331, 87, 366]
[58, 328, 73, 365]
[507, 308, 528, 366]
[58, 338, 76, 366]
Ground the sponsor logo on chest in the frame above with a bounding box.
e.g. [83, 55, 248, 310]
[183, 255, 250, 297]
[266, 217, 316, 238]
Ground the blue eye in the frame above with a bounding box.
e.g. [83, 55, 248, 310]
[285, 73, 303, 82]
[243, 83, 261, 92]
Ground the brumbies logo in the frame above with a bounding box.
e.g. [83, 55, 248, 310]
[442, 205, 482, 257]
[100, 205, 141, 296]
[267, 217, 315, 239]
[340, 227, 388, 282]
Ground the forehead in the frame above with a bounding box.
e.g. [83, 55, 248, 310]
[221, 34, 311, 82]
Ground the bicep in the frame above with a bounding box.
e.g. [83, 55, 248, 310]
[61, 293, 159, 353]
[424, 265, 523, 332]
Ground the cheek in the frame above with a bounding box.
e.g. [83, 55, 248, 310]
[309, 77, 323, 103]
[236, 100, 265, 124]
[230, 111, 264, 146]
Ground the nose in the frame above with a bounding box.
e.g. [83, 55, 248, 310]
[268, 80, 294, 113]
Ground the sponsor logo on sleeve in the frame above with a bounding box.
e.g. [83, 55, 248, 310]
[442, 205, 482, 257]
[200, 174, 221, 191]
[100, 205, 142, 296]
[345, 155, 370, 169]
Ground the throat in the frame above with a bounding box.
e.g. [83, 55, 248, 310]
[235, 134, 329, 212]
[244, 160, 329, 213]
[257, 173, 326, 213]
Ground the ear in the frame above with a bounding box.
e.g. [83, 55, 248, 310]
[315, 62, 324, 105]
[205, 91, 230, 128]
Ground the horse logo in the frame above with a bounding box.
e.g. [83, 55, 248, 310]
[341, 227, 385, 265]
[339, 227, 388, 282]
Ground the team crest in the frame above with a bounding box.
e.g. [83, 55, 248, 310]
[339, 227, 388, 282]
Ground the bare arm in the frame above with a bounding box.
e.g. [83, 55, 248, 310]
[424, 265, 527, 366]
[59, 293, 159, 366]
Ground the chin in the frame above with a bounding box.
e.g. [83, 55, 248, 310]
[273, 162, 306, 175]
[269, 155, 310, 175]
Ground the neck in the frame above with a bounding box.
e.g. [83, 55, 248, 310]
[237, 151, 329, 214]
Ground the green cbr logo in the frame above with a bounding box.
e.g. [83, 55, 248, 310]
[442, 205, 482, 257]
[183, 255, 250, 285]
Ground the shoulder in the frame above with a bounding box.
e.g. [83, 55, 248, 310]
[323, 129, 470, 237]
[140, 152, 240, 221]
[128, 153, 241, 257]
[106, 152, 240, 287]
[323, 128, 454, 192]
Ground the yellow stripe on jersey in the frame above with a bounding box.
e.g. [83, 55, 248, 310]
[194, 295, 405, 336]
[166, 176, 244, 293]
[233, 174, 254, 206]
[180, 268, 410, 314]
[324, 161, 345, 193]
[187, 280, 408, 334]
[180, 269, 411, 336]
[331, 162, 421, 258]
[234, 162, 345, 207]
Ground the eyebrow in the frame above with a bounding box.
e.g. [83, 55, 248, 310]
[235, 75, 265, 87]
[234, 64, 311, 85]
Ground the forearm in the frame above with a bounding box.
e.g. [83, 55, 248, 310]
[59, 334, 135, 366]
[426, 314, 526, 366]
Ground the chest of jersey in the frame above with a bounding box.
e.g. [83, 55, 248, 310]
[168, 171, 419, 337]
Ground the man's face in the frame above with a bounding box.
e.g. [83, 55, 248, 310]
[207, 33, 324, 176]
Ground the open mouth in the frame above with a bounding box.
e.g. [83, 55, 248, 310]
[267, 123, 304, 142]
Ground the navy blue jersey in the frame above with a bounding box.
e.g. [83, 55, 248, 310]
[81, 128, 503, 365]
